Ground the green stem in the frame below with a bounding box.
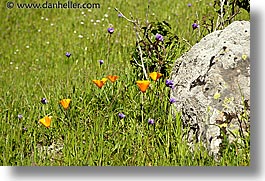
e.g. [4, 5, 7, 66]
[103, 87, 110, 103]
[107, 35, 110, 62]
[141, 93, 144, 123]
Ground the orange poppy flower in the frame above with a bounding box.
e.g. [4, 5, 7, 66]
[92, 78, 108, 89]
[39, 116, 52, 128]
[107, 75, 119, 83]
[149, 72, 163, 81]
[136, 80, 150, 93]
[60, 99, 71, 109]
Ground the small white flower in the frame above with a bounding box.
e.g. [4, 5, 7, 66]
[96, 20, 100, 23]
[94, 23, 97, 25]
[90, 19, 94, 22]
[38, 29, 41, 32]
[15, 66, 18, 70]
[41, 17, 44, 20]
[81, 11, 85, 15]
[45, 18, 48, 21]
[78, 35, 83, 38]
[74, 30, 77, 34]
[108, 7, 111, 10]
[50, 23, 54, 26]
[26, 45, 29, 48]
[104, 14, 108, 18]
[80, 21, 84, 25]
[88, 9, 92, 12]
[10, 62, 13, 65]
[46, 42, 50, 44]
[84, 47, 88, 51]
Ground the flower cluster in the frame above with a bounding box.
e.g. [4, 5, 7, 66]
[92, 75, 119, 89]
[35, 20, 176, 130]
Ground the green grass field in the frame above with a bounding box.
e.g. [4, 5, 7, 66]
[0, 0, 250, 166]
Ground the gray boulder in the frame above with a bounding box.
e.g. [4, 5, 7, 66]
[170, 21, 250, 158]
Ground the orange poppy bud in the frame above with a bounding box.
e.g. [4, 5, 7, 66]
[136, 80, 150, 93]
[60, 99, 71, 109]
[92, 78, 108, 89]
[149, 72, 163, 81]
[39, 116, 52, 128]
[107, 75, 119, 83]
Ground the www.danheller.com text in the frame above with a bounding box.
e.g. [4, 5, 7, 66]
[15, 1, 101, 9]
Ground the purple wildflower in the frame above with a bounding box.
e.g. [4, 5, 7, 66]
[18, 114, 23, 119]
[65, 52, 71, 58]
[148, 119, 155, 125]
[41, 98, 48, 104]
[107, 27, 114, 34]
[169, 98, 177, 104]
[155, 33, 164, 42]
[188, 3, 192, 7]
[99, 60, 104, 65]
[192, 23, 199, 30]
[165, 79, 174, 89]
[118, 13, 123, 18]
[118, 113, 126, 119]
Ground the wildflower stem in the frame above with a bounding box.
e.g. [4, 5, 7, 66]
[141, 93, 144, 123]
[38, 83, 47, 99]
[136, 37, 148, 80]
[215, 0, 226, 31]
[114, 8, 136, 24]
[133, 57, 142, 67]
[114, 7, 148, 79]
[107, 35, 110, 63]
[195, 11, 201, 39]
[103, 88, 110, 103]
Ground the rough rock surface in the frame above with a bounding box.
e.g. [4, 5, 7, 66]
[170, 21, 250, 157]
